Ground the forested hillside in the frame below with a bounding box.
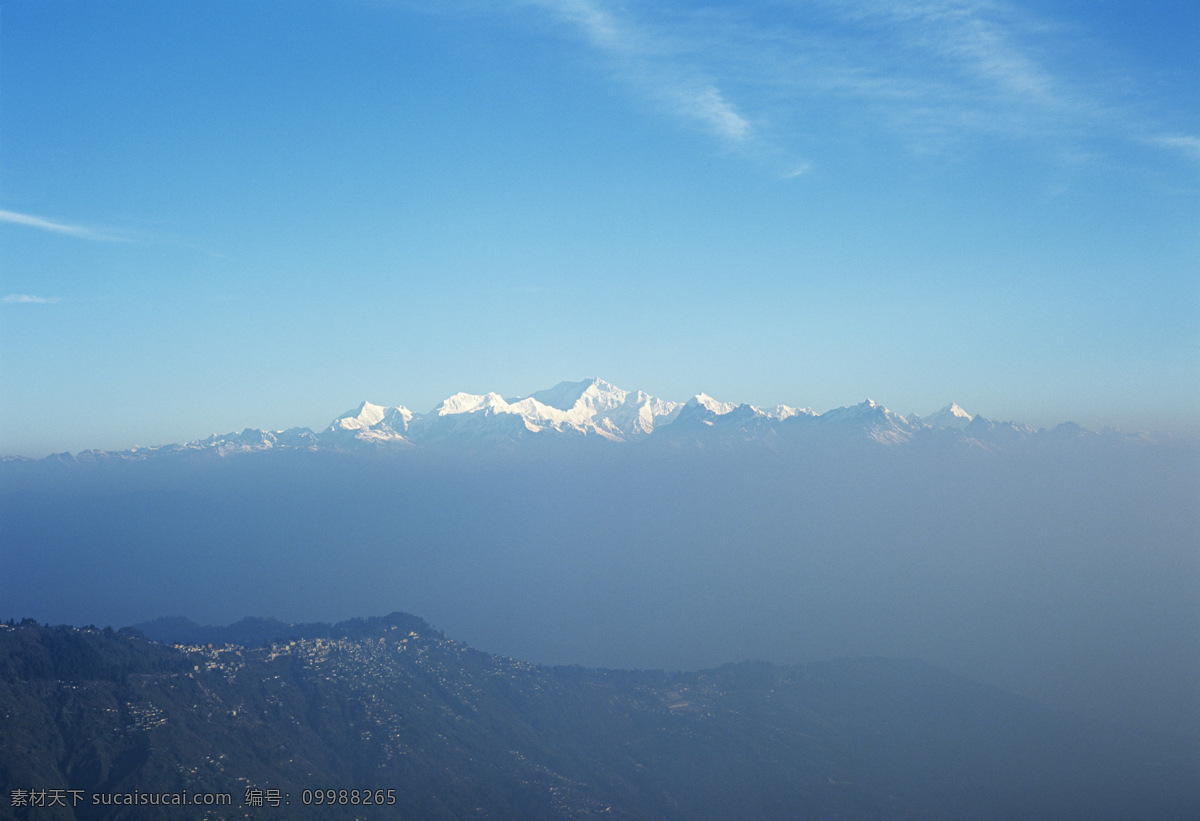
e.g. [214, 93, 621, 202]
[1, 615, 1195, 820]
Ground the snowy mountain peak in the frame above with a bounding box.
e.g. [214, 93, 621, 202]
[331, 401, 389, 431]
[812, 399, 915, 445]
[821, 399, 891, 419]
[912, 403, 974, 429]
[327, 401, 413, 445]
[601, 389, 682, 437]
[435, 392, 509, 416]
[772, 405, 817, 421]
[688, 393, 737, 416]
[529, 377, 627, 413]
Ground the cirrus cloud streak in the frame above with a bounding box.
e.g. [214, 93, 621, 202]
[2, 294, 61, 304]
[0, 209, 123, 242]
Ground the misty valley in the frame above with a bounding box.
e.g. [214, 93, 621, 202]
[2, 382, 1197, 818]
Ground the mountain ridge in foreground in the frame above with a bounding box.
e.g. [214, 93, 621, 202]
[2, 612, 1196, 820]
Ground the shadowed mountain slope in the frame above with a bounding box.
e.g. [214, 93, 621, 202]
[1, 615, 1196, 820]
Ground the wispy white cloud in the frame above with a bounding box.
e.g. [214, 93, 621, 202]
[781, 163, 812, 180]
[843, 1, 1061, 103]
[0, 209, 123, 241]
[522, 0, 753, 145]
[532, 0, 621, 49]
[695, 0, 1094, 150]
[2, 294, 60, 304]
[666, 83, 750, 143]
[1150, 135, 1200, 161]
[501, 0, 1133, 176]
[428, 0, 1192, 173]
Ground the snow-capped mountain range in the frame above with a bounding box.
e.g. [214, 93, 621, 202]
[19, 377, 1128, 464]
[310, 377, 1073, 452]
[326, 378, 794, 445]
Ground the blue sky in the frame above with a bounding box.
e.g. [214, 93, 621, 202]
[1, 0, 1196, 456]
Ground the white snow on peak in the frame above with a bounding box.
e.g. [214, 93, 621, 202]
[535, 378, 628, 425]
[688, 393, 737, 416]
[819, 399, 889, 420]
[381, 407, 414, 430]
[327, 401, 413, 442]
[600, 389, 682, 436]
[332, 401, 388, 431]
[433, 391, 574, 433]
[305, 380, 1022, 451]
[530, 377, 626, 413]
[914, 402, 974, 429]
[812, 399, 916, 445]
[770, 405, 816, 421]
[435, 392, 512, 416]
[417, 379, 685, 440]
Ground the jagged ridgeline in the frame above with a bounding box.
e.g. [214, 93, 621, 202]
[1, 615, 1195, 820]
[2, 377, 1137, 460]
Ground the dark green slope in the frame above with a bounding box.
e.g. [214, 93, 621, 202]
[0, 616, 1195, 820]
